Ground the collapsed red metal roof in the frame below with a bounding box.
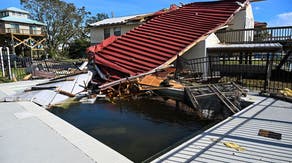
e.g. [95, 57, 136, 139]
[88, 0, 248, 85]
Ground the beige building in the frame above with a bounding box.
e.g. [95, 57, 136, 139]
[89, 13, 150, 45]
[0, 7, 46, 56]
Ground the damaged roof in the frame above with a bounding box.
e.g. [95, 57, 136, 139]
[89, 13, 149, 27]
[88, 0, 248, 84]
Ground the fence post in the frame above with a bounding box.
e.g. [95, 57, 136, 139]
[14, 60, 17, 80]
[208, 56, 213, 78]
[44, 60, 50, 72]
[0, 47, 4, 77]
[264, 53, 274, 92]
[6, 47, 12, 80]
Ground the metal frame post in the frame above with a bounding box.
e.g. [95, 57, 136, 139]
[6, 47, 12, 80]
[0, 47, 5, 77]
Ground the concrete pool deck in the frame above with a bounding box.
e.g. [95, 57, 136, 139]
[0, 80, 132, 163]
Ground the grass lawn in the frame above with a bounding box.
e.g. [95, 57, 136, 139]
[0, 68, 27, 83]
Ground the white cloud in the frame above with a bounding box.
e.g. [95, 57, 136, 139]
[268, 12, 292, 27]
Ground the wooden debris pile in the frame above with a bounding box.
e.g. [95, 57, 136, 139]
[95, 67, 184, 102]
[91, 66, 249, 120]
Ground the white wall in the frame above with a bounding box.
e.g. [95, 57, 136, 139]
[181, 33, 220, 77]
[90, 28, 104, 44]
[206, 33, 221, 48]
[90, 24, 139, 44]
[228, 3, 254, 29]
[183, 33, 220, 60]
[222, 2, 255, 42]
[183, 41, 206, 60]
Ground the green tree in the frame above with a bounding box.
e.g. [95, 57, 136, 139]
[68, 38, 90, 59]
[21, 0, 89, 58]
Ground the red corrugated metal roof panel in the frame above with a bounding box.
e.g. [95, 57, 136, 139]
[88, 0, 247, 84]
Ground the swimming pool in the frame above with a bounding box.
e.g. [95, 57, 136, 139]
[51, 98, 214, 162]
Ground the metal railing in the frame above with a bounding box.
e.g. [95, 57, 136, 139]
[0, 47, 32, 80]
[32, 60, 79, 75]
[0, 48, 80, 81]
[177, 52, 292, 93]
[216, 26, 292, 44]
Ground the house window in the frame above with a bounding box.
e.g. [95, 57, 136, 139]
[10, 24, 20, 33]
[104, 28, 110, 39]
[30, 26, 37, 34]
[1, 12, 8, 17]
[114, 27, 121, 36]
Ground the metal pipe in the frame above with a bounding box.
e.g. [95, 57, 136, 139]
[6, 47, 12, 80]
[0, 47, 5, 77]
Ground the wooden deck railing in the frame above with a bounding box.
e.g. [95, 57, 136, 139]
[216, 26, 292, 44]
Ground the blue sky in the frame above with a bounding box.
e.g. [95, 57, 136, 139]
[1, 0, 291, 27]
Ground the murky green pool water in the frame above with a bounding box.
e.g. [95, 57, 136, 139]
[51, 98, 213, 162]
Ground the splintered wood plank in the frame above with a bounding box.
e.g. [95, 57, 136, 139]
[138, 75, 163, 87]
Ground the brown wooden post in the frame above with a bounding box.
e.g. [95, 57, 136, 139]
[30, 47, 33, 61]
[11, 33, 15, 54]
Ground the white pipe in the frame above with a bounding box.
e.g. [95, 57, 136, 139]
[6, 47, 12, 80]
[0, 47, 5, 77]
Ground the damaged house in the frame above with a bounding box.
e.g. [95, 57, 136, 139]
[87, 0, 255, 90]
[89, 13, 152, 45]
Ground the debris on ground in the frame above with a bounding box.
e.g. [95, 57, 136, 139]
[223, 141, 245, 152]
[280, 88, 292, 97]
[0, 57, 250, 120]
[1, 70, 93, 109]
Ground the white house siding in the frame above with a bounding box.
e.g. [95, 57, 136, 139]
[182, 33, 220, 77]
[183, 33, 220, 59]
[90, 28, 104, 45]
[90, 24, 139, 44]
[244, 3, 254, 29]
[121, 24, 138, 35]
[19, 24, 29, 34]
[35, 26, 43, 35]
[206, 33, 221, 48]
[222, 2, 255, 42]
[183, 40, 206, 60]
